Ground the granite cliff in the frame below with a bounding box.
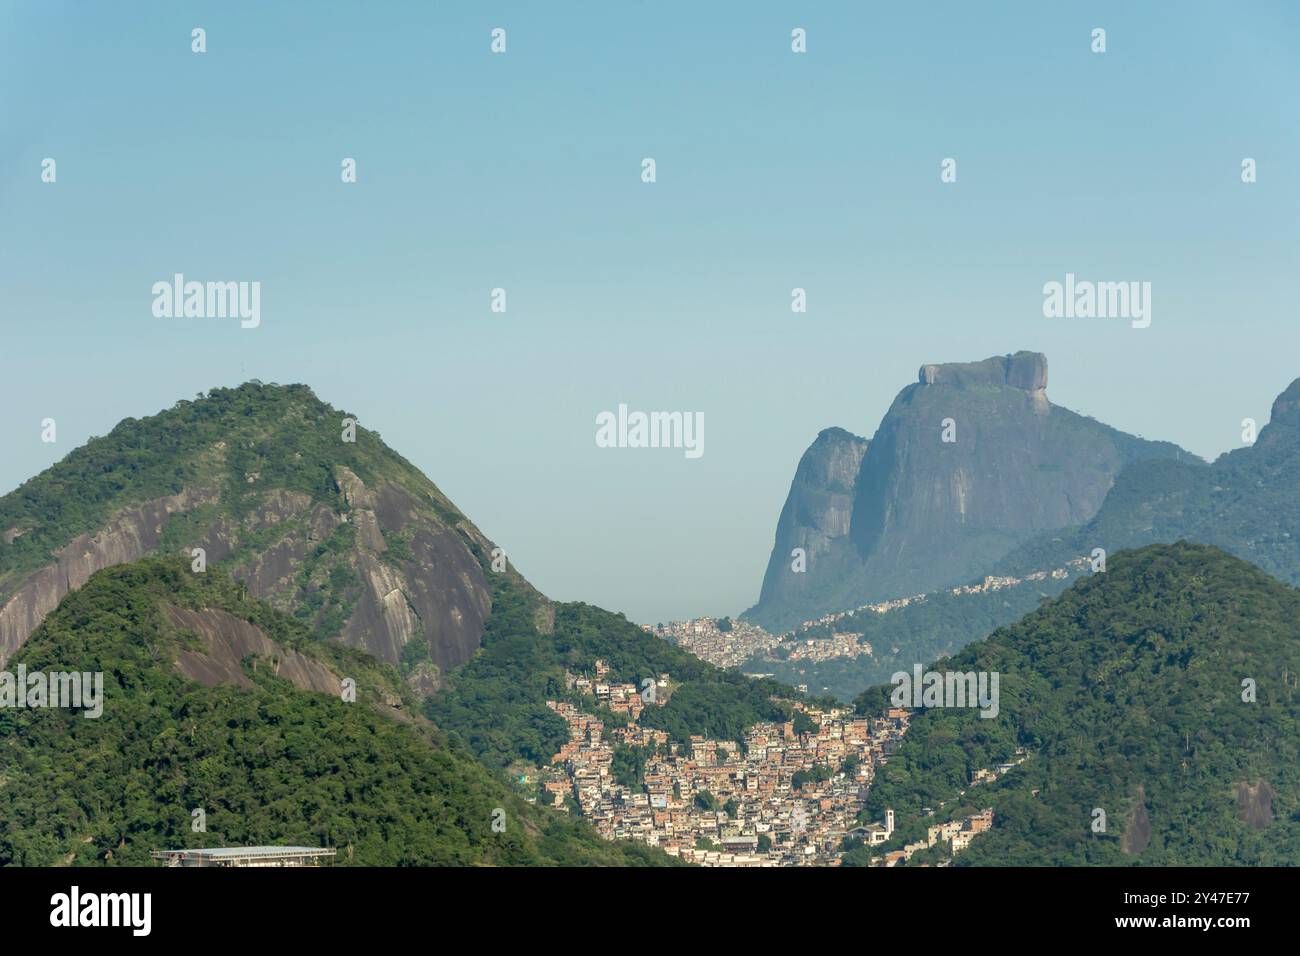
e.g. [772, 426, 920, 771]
[0, 558, 671, 866]
[752, 427, 870, 633]
[0, 383, 510, 689]
[746, 352, 1194, 632]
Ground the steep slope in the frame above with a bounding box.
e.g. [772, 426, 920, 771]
[427, 572, 796, 771]
[852, 543, 1300, 866]
[747, 352, 1191, 632]
[751, 427, 869, 629]
[0, 558, 673, 866]
[746, 564, 1085, 701]
[0, 383, 505, 684]
[1000, 375, 1300, 587]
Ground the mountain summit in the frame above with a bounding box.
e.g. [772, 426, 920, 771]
[0, 383, 508, 686]
[747, 352, 1192, 632]
[918, 350, 1049, 394]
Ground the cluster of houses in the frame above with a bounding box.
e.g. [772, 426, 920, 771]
[970, 750, 1029, 788]
[859, 808, 995, 867]
[782, 632, 874, 663]
[786, 557, 1090, 646]
[849, 750, 1027, 866]
[565, 660, 667, 720]
[647, 618, 779, 669]
[793, 593, 925, 634]
[539, 666, 915, 866]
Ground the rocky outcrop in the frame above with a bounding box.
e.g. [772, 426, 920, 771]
[334, 471, 491, 672]
[228, 505, 340, 600]
[1235, 779, 1275, 830]
[920, 351, 1049, 414]
[1256, 377, 1300, 454]
[746, 352, 1193, 632]
[0, 471, 494, 678]
[167, 604, 342, 694]
[1268, 378, 1300, 426]
[1121, 785, 1152, 855]
[193, 489, 319, 566]
[919, 351, 1048, 392]
[0, 383, 521, 690]
[176, 490, 344, 613]
[751, 428, 869, 630]
[0, 489, 216, 666]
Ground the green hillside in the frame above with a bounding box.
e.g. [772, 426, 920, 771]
[0, 382, 513, 676]
[0, 558, 672, 867]
[748, 568, 1082, 701]
[753, 375, 1300, 705]
[1000, 377, 1300, 589]
[849, 543, 1300, 866]
[0, 383, 450, 586]
[427, 572, 796, 770]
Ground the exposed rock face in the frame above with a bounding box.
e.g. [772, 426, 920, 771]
[167, 605, 342, 694]
[1259, 377, 1300, 451]
[0, 489, 215, 666]
[180, 470, 492, 672]
[752, 428, 869, 628]
[333, 469, 491, 672]
[1121, 785, 1152, 855]
[0, 473, 492, 675]
[1235, 780, 1275, 830]
[1269, 378, 1300, 423]
[851, 352, 1101, 564]
[0, 384, 502, 684]
[746, 352, 1192, 632]
[919, 351, 1049, 392]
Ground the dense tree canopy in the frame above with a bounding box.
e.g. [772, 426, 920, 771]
[846, 543, 1300, 866]
[0, 559, 673, 867]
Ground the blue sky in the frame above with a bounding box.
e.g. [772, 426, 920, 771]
[2, 1, 1299, 623]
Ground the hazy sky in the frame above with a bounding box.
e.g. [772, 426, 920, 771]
[3, 2, 1299, 624]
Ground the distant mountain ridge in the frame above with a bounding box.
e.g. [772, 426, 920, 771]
[998, 374, 1300, 588]
[746, 352, 1194, 633]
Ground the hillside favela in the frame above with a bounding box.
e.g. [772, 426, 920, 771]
[2, 2, 1294, 942]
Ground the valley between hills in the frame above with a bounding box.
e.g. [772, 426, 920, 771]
[3, 356, 1299, 867]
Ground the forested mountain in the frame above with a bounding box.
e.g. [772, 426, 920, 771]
[746, 566, 1084, 701]
[427, 571, 795, 771]
[0, 383, 806, 867]
[999, 376, 1300, 586]
[849, 543, 1300, 866]
[0, 383, 511, 684]
[0, 558, 672, 866]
